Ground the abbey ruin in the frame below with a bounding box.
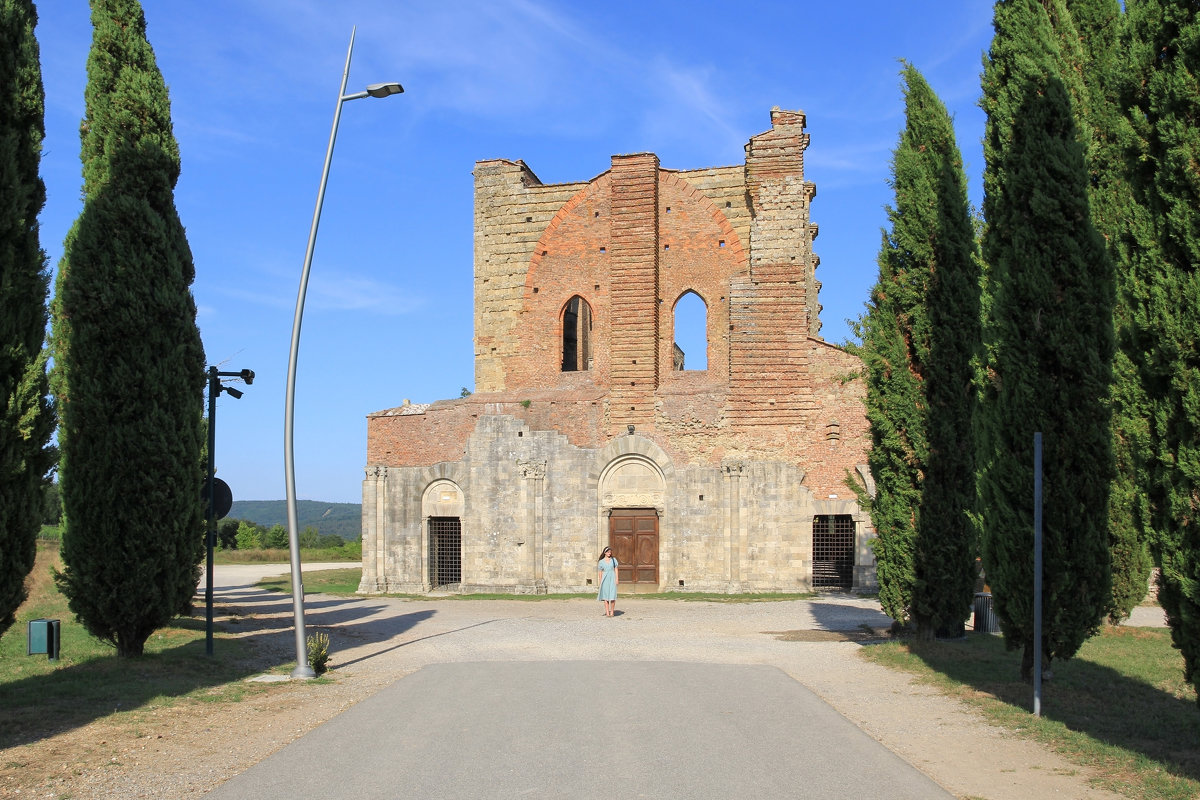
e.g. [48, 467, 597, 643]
[360, 108, 876, 595]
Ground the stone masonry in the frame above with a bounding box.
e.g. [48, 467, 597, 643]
[361, 108, 875, 595]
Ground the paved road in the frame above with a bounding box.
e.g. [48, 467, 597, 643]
[198, 562, 1164, 799]
[200, 563, 950, 799]
[205, 658, 950, 800]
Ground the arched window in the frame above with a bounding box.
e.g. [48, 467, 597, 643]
[673, 291, 707, 371]
[562, 295, 593, 372]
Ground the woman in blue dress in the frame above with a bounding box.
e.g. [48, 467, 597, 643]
[597, 546, 619, 617]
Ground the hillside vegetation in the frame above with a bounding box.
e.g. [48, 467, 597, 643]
[228, 500, 361, 542]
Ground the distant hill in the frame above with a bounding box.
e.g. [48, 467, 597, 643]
[227, 500, 361, 542]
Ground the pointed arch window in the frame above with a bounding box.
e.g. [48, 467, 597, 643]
[562, 295, 593, 372]
[673, 290, 708, 371]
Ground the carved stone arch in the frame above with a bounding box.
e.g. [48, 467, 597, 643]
[416, 462, 469, 498]
[597, 454, 667, 513]
[589, 434, 675, 490]
[422, 478, 465, 518]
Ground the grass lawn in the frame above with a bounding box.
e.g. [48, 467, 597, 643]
[261, 567, 815, 603]
[1, 544, 283, 753]
[862, 629, 1200, 800]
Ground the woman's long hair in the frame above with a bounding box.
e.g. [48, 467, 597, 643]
[598, 546, 614, 563]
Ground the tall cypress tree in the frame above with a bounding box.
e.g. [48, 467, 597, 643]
[860, 64, 980, 638]
[978, 0, 1115, 680]
[51, 0, 205, 657]
[0, 0, 55, 639]
[1122, 0, 1200, 702]
[1066, 0, 1155, 624]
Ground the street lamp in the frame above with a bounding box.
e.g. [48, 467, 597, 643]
[206, 367, 254, 657]
[284, 27, 403, 679]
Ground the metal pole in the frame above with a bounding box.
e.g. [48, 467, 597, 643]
[1033, 431, 1043, 716]
[206, 367, 218, 656]
[283, 28, 358, 679]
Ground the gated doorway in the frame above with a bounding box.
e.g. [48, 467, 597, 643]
[428, 517, 462, 589]
[812, 514, 854, 590]
[609, 509, 658, 587]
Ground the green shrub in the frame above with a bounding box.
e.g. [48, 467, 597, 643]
[263, 524, 289, 549]
[306, 631, 330, 675]
[234, 521, 260, 550]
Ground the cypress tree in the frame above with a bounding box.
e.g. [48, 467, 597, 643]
[860, 64, 980, 638]
[0, 0, 56, 639]
[1122, 0, 1200, 701]
[1066, 0, 1155, 623]
[51, 0, 205, 657]
[978, 0, 1115, 680]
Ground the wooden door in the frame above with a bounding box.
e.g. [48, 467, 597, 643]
[610, 509, 658, 585]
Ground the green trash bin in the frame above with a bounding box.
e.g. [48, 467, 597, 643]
[27, 618, 60, 660]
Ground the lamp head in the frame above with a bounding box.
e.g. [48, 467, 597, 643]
[366, 82, 404, 98]
[240, 369, 255, 385]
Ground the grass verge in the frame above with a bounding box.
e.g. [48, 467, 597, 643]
[213, 546, 359, 564]
[861, 629, 1200, 800]
[1, 544, 285, 753]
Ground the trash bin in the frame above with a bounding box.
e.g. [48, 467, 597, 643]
[27, 618, 60, 660]
[973, 592, 998, 634]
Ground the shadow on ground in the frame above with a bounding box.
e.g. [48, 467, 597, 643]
[905, 633, 1200, 786]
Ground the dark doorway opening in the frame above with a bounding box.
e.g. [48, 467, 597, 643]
[812, 515, 854, 590]
[429, 516, 462, 589]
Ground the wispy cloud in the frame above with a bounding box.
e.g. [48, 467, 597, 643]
[211, 260, 422, 316]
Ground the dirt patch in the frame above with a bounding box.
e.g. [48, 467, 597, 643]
[766, 626, 892, 642]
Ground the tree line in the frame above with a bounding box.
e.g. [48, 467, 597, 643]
[857, 0, 1200, 700]
[215, 518, 349, 552]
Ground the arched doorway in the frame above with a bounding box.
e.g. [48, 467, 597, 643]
[423, 479, 464, 590]
[599, 454, 665, 589]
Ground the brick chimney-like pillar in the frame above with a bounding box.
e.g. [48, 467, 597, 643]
[607, 153, 659, 436]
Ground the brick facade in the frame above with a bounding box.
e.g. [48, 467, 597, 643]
[362, 108, 875, 595]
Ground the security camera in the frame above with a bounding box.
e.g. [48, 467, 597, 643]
[224, 386, 244, 400]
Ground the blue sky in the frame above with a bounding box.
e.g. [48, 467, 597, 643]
[34, 1, 995, 504]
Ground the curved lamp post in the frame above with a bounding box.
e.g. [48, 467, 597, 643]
[284, 27, 403, 678]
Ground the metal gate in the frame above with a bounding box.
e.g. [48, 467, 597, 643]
[428, 516, 461, 589]
[812, 514, 854, 590]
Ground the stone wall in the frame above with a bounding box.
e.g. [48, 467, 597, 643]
[361, 420, 837, 594]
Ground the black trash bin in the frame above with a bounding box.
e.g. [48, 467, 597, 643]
[973, 592, 998, 633]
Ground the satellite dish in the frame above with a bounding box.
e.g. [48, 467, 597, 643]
[203, 478, 234, 520]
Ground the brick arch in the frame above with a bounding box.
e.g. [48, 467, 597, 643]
[526, 172, 612, 284]
[509, 174, 613, 389]
[560, 293, 594, 372]
[672, 288, 708, 309]
[657, 172, 745, 384]
[671, 289, 709, 371]
[657, 170, 746, 266]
